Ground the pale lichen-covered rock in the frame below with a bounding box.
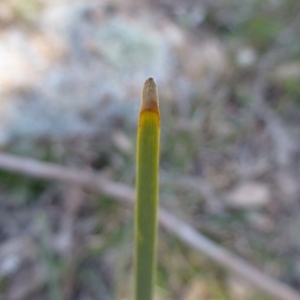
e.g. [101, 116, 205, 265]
[0, 0, 229, 145]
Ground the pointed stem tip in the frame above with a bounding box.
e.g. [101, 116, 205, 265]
[141, 77, 159, 113]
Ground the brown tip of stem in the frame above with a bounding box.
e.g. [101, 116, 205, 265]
[141, 77, 159, 113]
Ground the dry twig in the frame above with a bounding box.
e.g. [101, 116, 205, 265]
[0, 152, 299, 300]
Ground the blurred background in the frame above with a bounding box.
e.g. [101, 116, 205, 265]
[1, 0, 300, 299]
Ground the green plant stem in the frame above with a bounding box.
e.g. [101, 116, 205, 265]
[134, 78, 160, 300]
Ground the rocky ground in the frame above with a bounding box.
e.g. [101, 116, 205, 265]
[0, 0, 300, 299]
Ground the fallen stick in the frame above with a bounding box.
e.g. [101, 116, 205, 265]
[0, 152, 299, 300]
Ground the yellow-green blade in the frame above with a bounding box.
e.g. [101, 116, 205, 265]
[134, 78, 160, 300]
